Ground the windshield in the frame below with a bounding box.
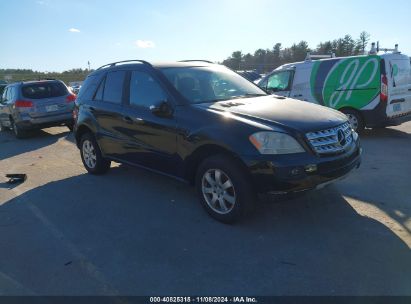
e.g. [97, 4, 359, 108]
[160, 66, 266, 104]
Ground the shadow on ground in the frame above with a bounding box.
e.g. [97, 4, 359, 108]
[0, 128, 72, 160]
[0, 165, 410, 296]
[337, 126, 411, 235]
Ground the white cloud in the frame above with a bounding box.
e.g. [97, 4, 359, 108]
[135, 40, 155, 48]
[69, 28, 81, 33]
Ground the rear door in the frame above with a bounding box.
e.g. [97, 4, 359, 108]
[385, 54, 411, 117]
[90, 70, 131, 159]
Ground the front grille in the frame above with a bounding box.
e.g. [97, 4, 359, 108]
[306, 122, 353, 155]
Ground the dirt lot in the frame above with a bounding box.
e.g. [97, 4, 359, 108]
[0, 123, 410, 295]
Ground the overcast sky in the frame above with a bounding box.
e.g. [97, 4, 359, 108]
[1, 0, 410, 72]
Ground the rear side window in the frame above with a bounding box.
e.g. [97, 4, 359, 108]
[129, 71, 167, 108]
[22, 82, 68, 99]
[103, 71, 126, 104]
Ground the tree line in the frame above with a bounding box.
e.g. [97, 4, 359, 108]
[0, 68, 91, 84]
[222, 31, 371, 72]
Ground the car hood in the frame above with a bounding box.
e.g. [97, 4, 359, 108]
[196, 96, 348, 133]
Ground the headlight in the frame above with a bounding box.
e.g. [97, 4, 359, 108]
[249, 132, 305, 154]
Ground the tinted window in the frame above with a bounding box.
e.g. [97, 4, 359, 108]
[78, 75, 98, 100]
[129, 71, 167, 108]
[94, 78, 105, 101]
[103, 71, 126, 103]
[22, 82, 68, 99]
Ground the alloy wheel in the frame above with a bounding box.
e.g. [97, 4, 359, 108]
[346, 113, 359, 131]
[82, 140, 97, 169]
[202, 169, 236, 214]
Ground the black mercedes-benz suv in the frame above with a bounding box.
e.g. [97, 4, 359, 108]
[74, 60, 361, 223]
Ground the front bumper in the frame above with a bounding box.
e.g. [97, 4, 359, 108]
[241, 140, 362, 194]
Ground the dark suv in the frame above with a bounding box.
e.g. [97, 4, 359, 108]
[74, 60, 361, 223]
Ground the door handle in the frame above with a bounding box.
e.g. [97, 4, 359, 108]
[123, 116, 133, 124]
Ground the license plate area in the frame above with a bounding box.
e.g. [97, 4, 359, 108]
[393, 103, 402, 112]
[45, 105, 59, 112]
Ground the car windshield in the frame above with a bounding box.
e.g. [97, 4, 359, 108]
[160, 66, 267, 104]
[22, 82, 68, 99]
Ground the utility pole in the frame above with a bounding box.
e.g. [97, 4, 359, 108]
[87, 61, 91, 71]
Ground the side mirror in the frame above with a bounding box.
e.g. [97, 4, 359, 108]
[149, 101, 173, 117]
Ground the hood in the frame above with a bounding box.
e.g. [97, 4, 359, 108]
[196, 96, 348, 133]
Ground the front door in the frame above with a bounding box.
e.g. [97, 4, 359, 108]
[120, 69, 179, 176]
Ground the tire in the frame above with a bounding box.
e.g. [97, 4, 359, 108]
[11, 120, 28, 139]
[67, 123, 74, 132]
[341, 108, 365, 133]
[195, 154, 256, 223]
[80, 132, 111, 175]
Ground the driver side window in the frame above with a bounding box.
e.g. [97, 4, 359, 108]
[267, 71, 292, 92]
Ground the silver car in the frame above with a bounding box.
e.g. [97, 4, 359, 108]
[0, 80, 75, 138]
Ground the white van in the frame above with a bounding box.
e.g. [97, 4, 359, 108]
[257, 44, 411, 132]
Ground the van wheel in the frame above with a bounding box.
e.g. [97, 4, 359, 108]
[341, 109, 364, 133]
[195, 154, 255, 224]
[80, 133, 111, 174]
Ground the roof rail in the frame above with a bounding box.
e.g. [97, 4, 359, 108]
[305, 52, 336, 61]
[179, 60, 215, 64]
[97, 60, 152, 70]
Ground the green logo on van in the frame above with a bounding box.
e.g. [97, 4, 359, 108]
[311, 56, 380, 109]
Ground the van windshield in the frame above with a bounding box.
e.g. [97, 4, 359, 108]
[22, 82, 68, 99]
[160, 66, 266, 104]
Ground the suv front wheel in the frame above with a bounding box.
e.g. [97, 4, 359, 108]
[80, 133, 111, 174]
[195, 154, 255, 223]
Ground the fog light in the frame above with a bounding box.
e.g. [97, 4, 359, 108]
[305, 164, 317, 173]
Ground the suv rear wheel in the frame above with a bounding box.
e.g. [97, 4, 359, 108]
[195, 154, 255, 223]
[11, 120, 27, 139]
[80, 133, 111, 174]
